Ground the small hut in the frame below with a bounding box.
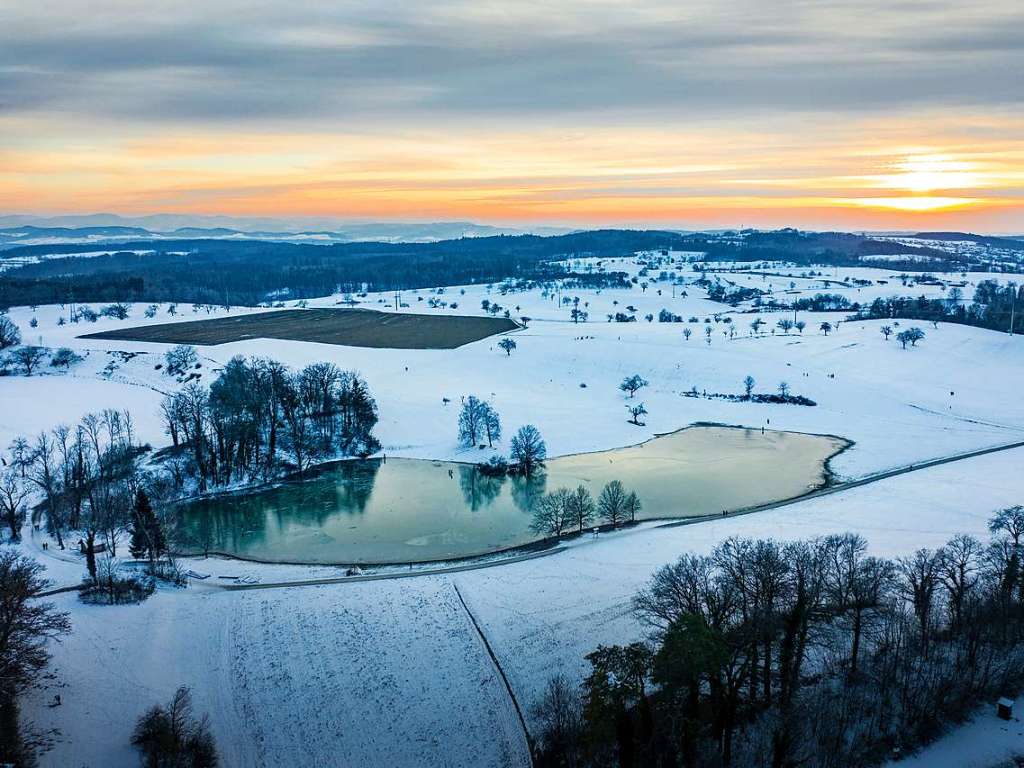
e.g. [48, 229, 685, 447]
[997, 697, 1014, 720]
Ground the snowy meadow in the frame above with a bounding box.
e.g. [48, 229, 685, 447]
[2, 251, 1024, 767]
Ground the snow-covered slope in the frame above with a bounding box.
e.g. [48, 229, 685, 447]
[21, 446, 1024, 768]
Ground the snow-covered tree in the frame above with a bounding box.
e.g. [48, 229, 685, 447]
[165, 344, 198, 375]
[0, 316, 20, 350]
[50, 347, 83, 370]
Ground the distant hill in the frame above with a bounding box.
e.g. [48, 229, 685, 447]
[0, 215, 572, 245]
[0, 227, 973, 308]
[908, 232, 1024, 249]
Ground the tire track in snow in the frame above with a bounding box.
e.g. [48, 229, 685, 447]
[453, 581, 534, 768]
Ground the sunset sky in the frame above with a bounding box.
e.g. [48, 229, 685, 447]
[2, 0, 1023, 232]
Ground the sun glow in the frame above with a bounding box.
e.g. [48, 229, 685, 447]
[879, 154, 984, 193]
[2, 119, 1022, 229]
[834, 196, 984, 212]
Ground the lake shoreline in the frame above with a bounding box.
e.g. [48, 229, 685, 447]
[174, 424, 851, 566]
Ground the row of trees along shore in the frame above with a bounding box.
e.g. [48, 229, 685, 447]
[532, 506, 1024, 768]
[160, 355, 379, 491]
[1, 352, 381, 565]
[0, 351, 384, 764]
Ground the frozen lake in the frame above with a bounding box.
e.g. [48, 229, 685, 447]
[176, 425, 847, 564]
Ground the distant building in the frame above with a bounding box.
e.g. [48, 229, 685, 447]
[997, 697, 1014, 720]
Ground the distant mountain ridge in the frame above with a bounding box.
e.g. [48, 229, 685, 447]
[0, 215, 573, 247]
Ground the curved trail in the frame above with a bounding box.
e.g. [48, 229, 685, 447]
[205, 438, 1024, 591]
[453, 582, 535, 767]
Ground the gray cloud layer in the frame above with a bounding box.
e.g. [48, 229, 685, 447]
[1, 0, 1022, 125]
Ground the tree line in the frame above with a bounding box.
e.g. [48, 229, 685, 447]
[160, 355, 380, 492]
[858, 280, 1023, 335]
[530, 480, 642, 538]
[0, 230, 688, 306]
[533, 508, 1024, 768]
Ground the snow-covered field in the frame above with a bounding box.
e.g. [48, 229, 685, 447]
[3, 259, 1024, 767]
[21, 445, 1024, 768]
[3, 264, 1023, 479]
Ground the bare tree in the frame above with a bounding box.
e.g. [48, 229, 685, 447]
[458, 396, 488, 446]
[598, 480, 628, 527]
[510, 425, 546, 475]
[498, 337, 517, 356]
[0, 551, 71, 765]
[988, 505, 1024, 545]
[132, 687, 218, 768]
[896, 327, 925, 348]
[0, 468, 30, 541]
[531, 675, 584, 768]
[50, 347, 83, 370]
[619, 374, 648, 398]
[897, 548, 943, 654]
[939, 534, 982, 631]
[164, 344, 198, 375]
[0, 316, 21, 350]
[626, 402, 648, 426]
[482, 403, 501, 448]
[11, 346, 46, 375]
[530, 488, 573, 538]
[743, 375, 756, 399]
[568, 485, 595, 532]
[624, 491, 642, 523]
[30, 432, 65, 549]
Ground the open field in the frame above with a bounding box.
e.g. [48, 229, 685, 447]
[20, 446, 1024, 768]
[3, 258, 1024, 766]
[80, 307, 520, 349]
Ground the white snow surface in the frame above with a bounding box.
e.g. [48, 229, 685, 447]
[887, 710, 1024, 768]
[19, 446, 1024, 768]
[3, 260, 1024, 767]
[2, 264, 1024, 480]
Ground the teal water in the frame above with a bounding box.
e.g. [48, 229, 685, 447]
[176, 426, 845, 564]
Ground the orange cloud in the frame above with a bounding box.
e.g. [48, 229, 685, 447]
[2, 114, 1022, 231]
